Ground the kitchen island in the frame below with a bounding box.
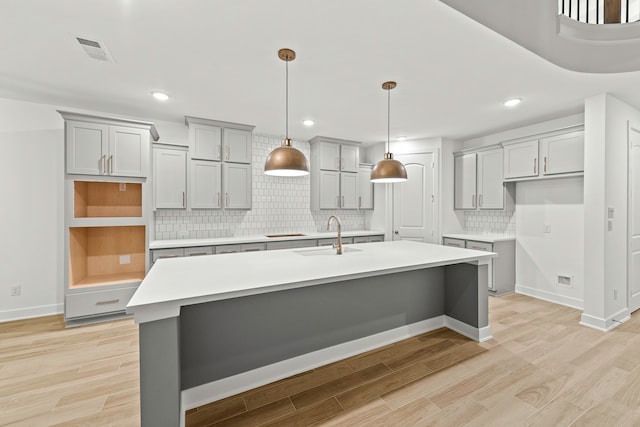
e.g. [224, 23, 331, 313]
[127, 240, 495, 427]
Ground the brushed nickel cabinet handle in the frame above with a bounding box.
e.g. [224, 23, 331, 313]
[244, 248, 261, 252]
[217, 192, 221, 208]
[96, 299, 119, 306]
[226, 192, 229, 208]
[337, 195, 340, 208]
[359, 196, 362, 208]
[188, 252, 208, 256]
[101, 155, 106, 174]
[342, 195, 345, 207]
[472, 194, 475, 208]
[109, 155, 113, 174]
[182, 192, 185, 207]
[226, 145, 230, 160]
[544, 156, 547, 173]
[534, 158, 537, 174]
[479, 194, 483, 207]
[158, 255, 179, 259]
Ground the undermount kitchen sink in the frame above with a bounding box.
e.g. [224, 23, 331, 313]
[265, 233, 306, 238]
[294, 247, 362, 256]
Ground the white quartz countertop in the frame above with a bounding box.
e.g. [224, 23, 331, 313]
[442, 233, 515, 243]
[149, 230, 385, 249]
[127, 240, 495, 323]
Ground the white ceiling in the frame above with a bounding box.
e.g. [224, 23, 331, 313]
[1, 0, 640, 144]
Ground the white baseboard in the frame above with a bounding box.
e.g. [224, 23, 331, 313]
[445, 316, 492, 342]
[580, 308, 631, 332]
[515, 284, 583, 310]
[181, 316, 447, 411]
[0, 303, 63, 323]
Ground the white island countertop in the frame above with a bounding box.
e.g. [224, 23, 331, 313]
[127, 240, 495, 323]
[149, 230, 385, 249]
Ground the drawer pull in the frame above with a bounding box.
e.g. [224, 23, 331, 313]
[96, 299, 120, 306]
[534, 158, 537, 174]
[244, 248, 261, 252]
[188, 252, 208, 256]
[158, 255, 179, 259]
[219, 250, 238, 254]
[544, 156, 547, 173]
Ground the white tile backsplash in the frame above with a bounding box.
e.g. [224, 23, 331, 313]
[464, 209, 516, 235]
[154, 133, 366, 240]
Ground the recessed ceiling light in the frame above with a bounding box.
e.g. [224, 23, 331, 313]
[151, 91, 169, 101]
[396, 136, 407, 141]
[303, 119, 315, 127]
[503, 97, 522, 107]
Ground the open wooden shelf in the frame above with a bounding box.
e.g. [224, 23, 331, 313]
[69, 226, 145, 289]
[74, 181, 142, 218]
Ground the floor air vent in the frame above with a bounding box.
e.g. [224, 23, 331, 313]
[75, 36, 114, 62]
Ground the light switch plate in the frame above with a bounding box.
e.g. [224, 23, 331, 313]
[119, 183, 126, 191]
[119, 255, 131, 265]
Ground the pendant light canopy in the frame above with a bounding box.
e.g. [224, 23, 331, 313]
[371, 81, 408, 183]
[264, 48, 309, 177]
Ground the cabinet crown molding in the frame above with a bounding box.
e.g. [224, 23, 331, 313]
[57, 110, 159, 141]
[184, 115, 255, 132]
[499, 124, 584, 147]
[309, 136, 362, 146]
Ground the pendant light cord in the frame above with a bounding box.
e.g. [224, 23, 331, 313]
[285, 59, 289, 140]
[387, 86, 391, 153]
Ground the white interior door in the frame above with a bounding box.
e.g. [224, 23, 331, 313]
[629, 124, 640, 313]
[392, 153, 435, 243]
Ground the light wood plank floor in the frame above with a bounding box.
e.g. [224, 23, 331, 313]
[3, 294, 640, 426]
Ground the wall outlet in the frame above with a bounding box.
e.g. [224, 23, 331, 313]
[608, 207, 614, 219]
[608, 220, 613, 231]
[557, 275, 571, 286]
[119, 183, 126, 192]
[10, 285, 21, 296]
[119, 255, 131, 265]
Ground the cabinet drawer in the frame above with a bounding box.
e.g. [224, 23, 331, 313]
[443, 238, 465, 248]
[184, 246, 214, 257]
[66, 287, 137, 319]
[352, 236, 370, 244]
[152, 248, 185, 263]
[368, 235, 384, 243]
[465, 240, 493, 252]
[215, 244, 243, 254]
[267, 240, 317, 250]
[242, 243, 266, 252]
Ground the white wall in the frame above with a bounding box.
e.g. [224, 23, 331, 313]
[515, 178, 585, 309]
[582, 93, 640, 330]
[0, 99, 65, 321]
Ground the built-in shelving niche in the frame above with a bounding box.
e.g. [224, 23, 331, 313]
[74, 181, 142, 218]
[69, 226, 145, 288]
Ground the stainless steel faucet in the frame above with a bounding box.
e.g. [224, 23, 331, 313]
[327, 215, 343, 255]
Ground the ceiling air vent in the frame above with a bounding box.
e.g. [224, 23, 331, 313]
[75, 36, 114, 62]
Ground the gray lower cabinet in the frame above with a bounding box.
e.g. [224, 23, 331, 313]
[266, 240, 317, 250]
[151, 234, 385, 262]
[443, 237, 515, 295]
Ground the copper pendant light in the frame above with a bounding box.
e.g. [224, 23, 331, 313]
[371, 81, 408, 183]
[264, 48, 310, 177]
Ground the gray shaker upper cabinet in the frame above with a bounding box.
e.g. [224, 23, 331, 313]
[502, 127, 584, 182]
[60, 111, 158, 178]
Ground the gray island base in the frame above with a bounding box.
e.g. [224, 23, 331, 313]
[127, 241, 494, 427]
